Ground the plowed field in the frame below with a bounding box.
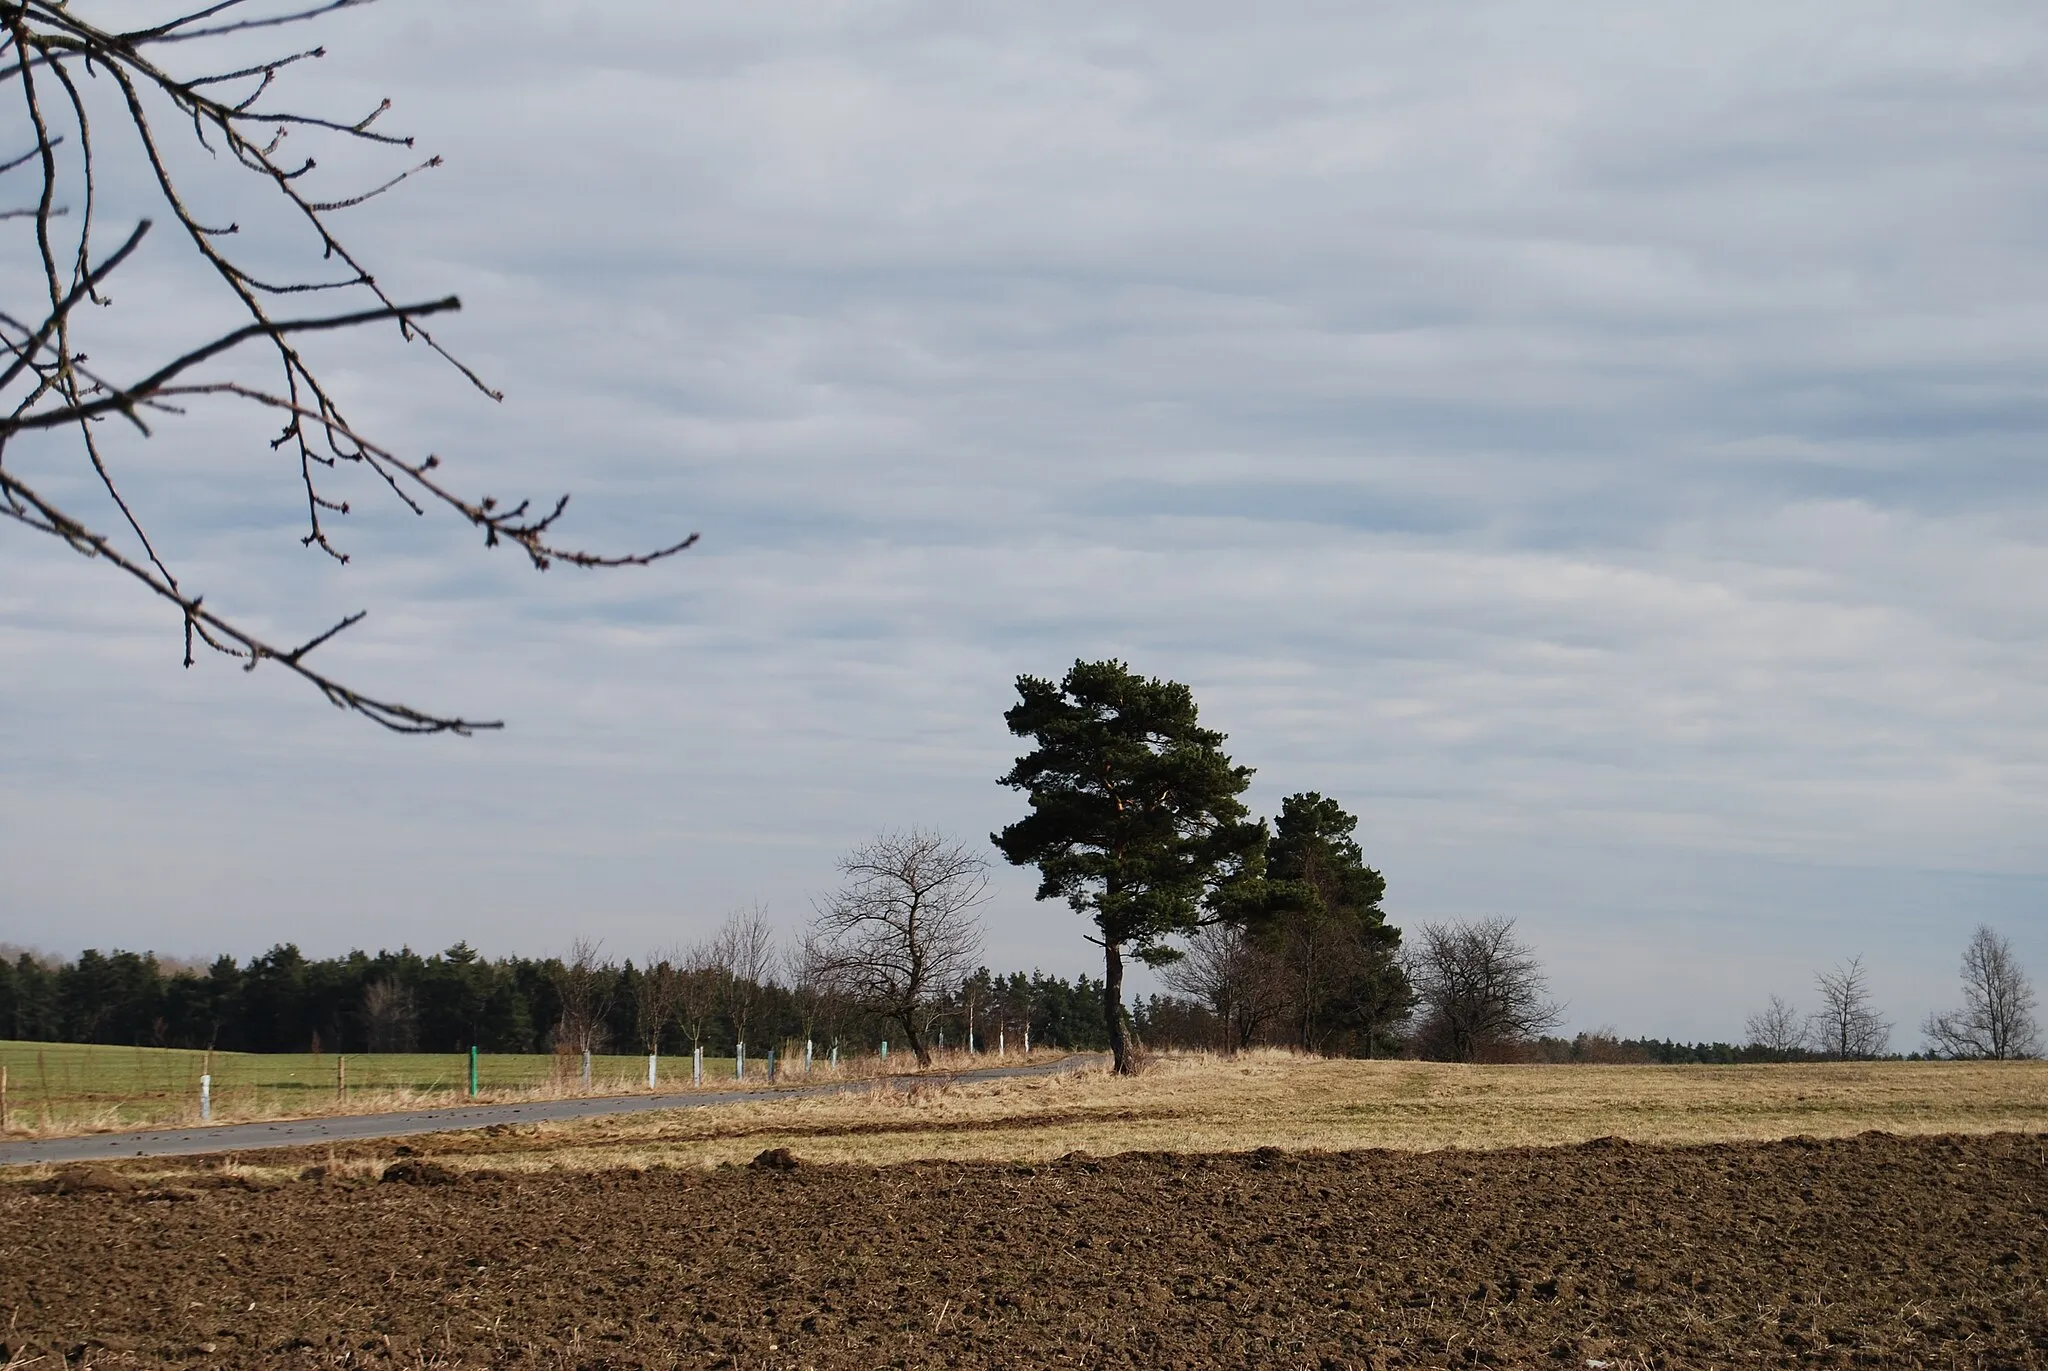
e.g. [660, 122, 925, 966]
[3, 1131, 2043, 1368]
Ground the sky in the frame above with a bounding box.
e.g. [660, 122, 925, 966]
[2, 2, 2045, 1045]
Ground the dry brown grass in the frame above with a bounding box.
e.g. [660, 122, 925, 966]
[230, 1050, 2048, 1181]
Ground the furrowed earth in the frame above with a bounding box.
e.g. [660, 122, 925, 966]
[3, 1130, 2043, 1369]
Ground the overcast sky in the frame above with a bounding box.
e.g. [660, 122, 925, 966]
[3, 2, 2044, 1044]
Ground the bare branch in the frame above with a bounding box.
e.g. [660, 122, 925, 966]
[1, 0, 694, 731]
[0, 215, 148, 395]
[0, 466, 500, 733]
[120, 0, 378, 47]
[0, 296, 462, 432]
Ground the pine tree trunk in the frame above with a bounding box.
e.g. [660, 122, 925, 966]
[1105, 941, 1133, 1075]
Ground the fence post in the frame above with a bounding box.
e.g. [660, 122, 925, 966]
[580, 1049, 591, 1090]
[693, 1045, 703, 1087]
[805, 1039, 813, 1075]
[830, 1043, 839, 1070]
[1024, 1024, 1030, 1057]
[768, 1049, 777, 1083]
[337, 1056, 347, 1100]
[999, 1028, 1005, 1059]
[736, 1042, 745, 1081]
[648, 1053, 658, 1089]
[199, 1073, 211, 1122]
[1, 1063, 8, 1131]
[469, 1046, 480, 1098]
[880, 1041, 888, 1066]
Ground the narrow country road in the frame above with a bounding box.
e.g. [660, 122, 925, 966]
[0, 1054, 1106, 1167]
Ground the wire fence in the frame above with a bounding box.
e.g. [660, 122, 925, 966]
[0, 1038, 1045, 1137]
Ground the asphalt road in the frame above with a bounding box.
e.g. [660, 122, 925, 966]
[0, 1054, 1105, 1167]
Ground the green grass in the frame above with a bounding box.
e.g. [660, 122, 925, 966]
[0, 1041, 752, 1134]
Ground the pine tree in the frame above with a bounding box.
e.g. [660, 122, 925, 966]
[994, 660, 1266, 1074]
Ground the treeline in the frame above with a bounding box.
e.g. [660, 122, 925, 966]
[1123, 1003, 1798, 1065]
[1532, 1034, 1818, 1066]
[0, 942, 1115, 1057]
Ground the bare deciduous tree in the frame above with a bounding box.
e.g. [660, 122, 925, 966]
[1161, 921, 1286, 1053]
[672, 938, 723, 1055]
[1808, 956, 1891, 1060]
[709, 905, 776, 1057]
[1924, 926, 2039, 1060]
[782, 934, 836, 1058]
[630, 951, 687, 1062]
[359, 977, 416, 1053]
[0, 1, 692, 733]
[808, 830, 987, 1068]
[552, 938, 615, 1058]
[1406, 917, 1563, 1063]
[1743, 993, 1805, 1058]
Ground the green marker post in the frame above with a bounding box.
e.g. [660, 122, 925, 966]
[468, 1045, 479, 1098]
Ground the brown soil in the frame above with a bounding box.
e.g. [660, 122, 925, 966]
[2, 1131, 2043, 1369]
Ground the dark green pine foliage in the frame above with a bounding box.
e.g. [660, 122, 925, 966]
[1253, 792, 1413, 1056]
[0, 953, 62, 1041]
[945, 969, 1112, 1052]
[994, 659, 1267, 1074]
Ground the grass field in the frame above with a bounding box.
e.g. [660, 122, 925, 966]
[0, 1040, 844, 1135]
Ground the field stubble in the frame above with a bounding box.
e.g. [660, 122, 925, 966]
[318, 1052, 2048, 1180]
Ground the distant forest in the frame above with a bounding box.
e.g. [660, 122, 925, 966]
[0, 943, 1126, 1057]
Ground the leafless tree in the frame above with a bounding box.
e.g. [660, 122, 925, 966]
[1406, 917, 1563, 1063]
[808, 830, 987, 1068]
[782, 934, 837, 1058]
[1743, 993, 1805, 1058]
[359, 977, 416, 1053]
[1161, 921, 1286, 1052]
[672, 938, 724, 1055]
[1924, 925, 2039, 1060]
[709, 904, 776, 1057]
[552, 937, 615, 1058]
[0, 1, 693, 733]
[630, 951, 688, 1061]
[1808, 956, 1891, 1060]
